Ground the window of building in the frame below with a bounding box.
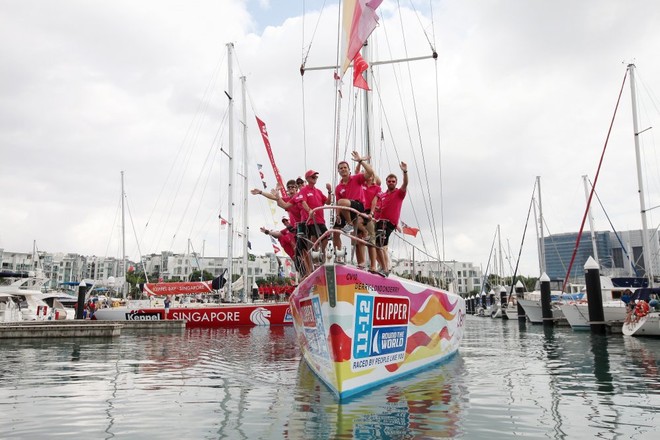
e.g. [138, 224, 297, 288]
[612, 248, 623, 268]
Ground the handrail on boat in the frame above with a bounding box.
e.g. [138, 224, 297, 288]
[305, 205, 376, 251]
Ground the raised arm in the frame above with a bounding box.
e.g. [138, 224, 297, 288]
[351, 151, 374, 180]
[251, 187, 278, 201]
[325, 183, 333, 205]
[261, 226, 282, 239]
[400, 162, 408, 192]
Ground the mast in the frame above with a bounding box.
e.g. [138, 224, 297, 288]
[536, 176, 546, 276]
[582, 175, 599, 266]
[362, 42, 373, 159]
[121, 170, 127, 297]
[240, 75, 249, 303]
[628, 63, 654, 286]
[226, 42, 235, 300]
[497, 224, 503, 286]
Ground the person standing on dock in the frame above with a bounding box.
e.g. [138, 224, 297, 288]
[164, 296, 171, 320]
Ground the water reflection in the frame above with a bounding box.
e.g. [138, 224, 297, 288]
[290, 358, 466, 439]
[590, 334, 613, 394]
[0, 320, 658, 438]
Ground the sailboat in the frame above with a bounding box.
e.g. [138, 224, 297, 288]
[93, 45, 293, 328]
[288, 1, 465, 400]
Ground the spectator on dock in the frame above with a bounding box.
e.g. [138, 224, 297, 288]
[164, 296, 171, 320]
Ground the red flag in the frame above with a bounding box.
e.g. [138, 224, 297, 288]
[353, 53, 370, 90]
[401, 221, 419, 237]
[271, 236, 281, 254]
[255, 116, 286, 198]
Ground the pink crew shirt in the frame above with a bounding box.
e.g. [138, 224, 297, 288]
[278, 228, 296, 259]
[363, 182, 381, 213]
[335, 173, 367, 205]
[284, 192, 304, 225]
[300, 185, 328, 224]
[376, 187, 406, 226]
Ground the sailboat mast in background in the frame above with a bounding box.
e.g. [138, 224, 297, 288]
[628, 63, 654, 286]
[226, 42, 235, 300]
[240, 75, 249, 303]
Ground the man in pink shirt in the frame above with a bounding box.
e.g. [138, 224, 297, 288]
[374, 162, 408, 274]
[260, 218, 301, 275]
[252, 179, 309, 276]
[300, 169, 332, 259]
[333, 151, 375, 267]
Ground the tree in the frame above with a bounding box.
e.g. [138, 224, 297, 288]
[190, 270, 214, 281]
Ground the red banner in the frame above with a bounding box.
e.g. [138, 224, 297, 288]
[256, 116, 286, 198]
[143, 281, 214, 296]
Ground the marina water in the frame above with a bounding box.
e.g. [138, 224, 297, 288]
[1, 316, 658, 439]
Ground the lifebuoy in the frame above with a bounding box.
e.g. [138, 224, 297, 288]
[634, 301, 650, 318]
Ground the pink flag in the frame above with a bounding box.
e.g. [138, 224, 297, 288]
[339, 0, 383, 78]
[353, 53, 370, 90]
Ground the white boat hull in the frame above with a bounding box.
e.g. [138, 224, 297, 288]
[560, 302, 627, 330]
[623, 311, 660, 336]
[518, 299, 564, 324]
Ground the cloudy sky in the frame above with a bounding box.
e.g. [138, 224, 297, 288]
[2, 0, 660, 277]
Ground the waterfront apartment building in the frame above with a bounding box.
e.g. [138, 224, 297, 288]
[140, 252, 289, 283]
[0, 247, 294, 289]
[542, 228, 659, 282]
[390, 259, 483, 295]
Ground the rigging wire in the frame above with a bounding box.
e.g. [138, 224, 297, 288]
[507, 180, 538, 298]
[562, 68, 628, 293]
[377, 5, 436, 261]
[138, 50, 227, 255]
[587, 178, 640, 276]
[124, 193, 149, 283]
[480, 227, 500, 293]
[404, 0, 437, 54]
[104, 192, 122, 263]
[395, 2, 442, 261]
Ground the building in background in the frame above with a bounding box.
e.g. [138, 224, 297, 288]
[390, 259, 483, 295]
[542, 229, 659, 282]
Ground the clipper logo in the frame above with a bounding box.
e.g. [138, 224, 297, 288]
[352, 294, 409, 371]
[125, 311, 161, 321]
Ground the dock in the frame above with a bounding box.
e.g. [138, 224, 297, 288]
[0, 319, 186, 339]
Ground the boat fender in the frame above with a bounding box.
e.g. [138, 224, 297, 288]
[634, 300, 650, 318]
[649, 299, 659, 311]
